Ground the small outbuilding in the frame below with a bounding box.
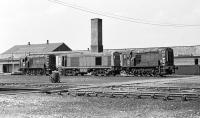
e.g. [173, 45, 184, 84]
[172, 45, 200, 75]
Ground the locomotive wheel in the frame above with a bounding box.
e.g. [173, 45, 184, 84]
[72, 72, 77, 76]
[120, 70, 127, 76]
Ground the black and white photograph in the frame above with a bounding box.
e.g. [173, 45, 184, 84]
[0, 0, 200, 118]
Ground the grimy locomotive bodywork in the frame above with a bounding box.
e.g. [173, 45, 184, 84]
[120, 47, 175, 76]
[56, 51, 121, 76]
[18, 48, 175, 76]
[19, 54, 56, 75]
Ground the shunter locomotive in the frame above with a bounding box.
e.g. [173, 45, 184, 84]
[19, 55, 56, 75]
[120, 47, 175, 76]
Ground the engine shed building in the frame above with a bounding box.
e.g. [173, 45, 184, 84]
[172, 45, 200, 75]
[0, 41, 71, 74]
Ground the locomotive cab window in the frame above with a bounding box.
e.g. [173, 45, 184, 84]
[62, 56, 67, 66]
[195, 58, 198, 65]
[95, 57, 102, 66]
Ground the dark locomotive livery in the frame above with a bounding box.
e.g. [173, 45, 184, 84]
[19, 54, 56, 75]
[18, 47, 175, 76]
[120, 47, 174, 76]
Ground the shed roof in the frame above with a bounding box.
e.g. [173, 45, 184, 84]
[171, 45, 200, 57]
[0, 42, 71, 59]
[2, 43, 71, 54]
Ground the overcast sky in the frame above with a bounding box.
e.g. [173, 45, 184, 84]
[0, 0, 200, 53]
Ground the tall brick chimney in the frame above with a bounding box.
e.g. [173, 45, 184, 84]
[91, 18, 103, 53]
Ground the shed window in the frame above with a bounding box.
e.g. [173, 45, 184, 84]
[96, 57, 102, 66]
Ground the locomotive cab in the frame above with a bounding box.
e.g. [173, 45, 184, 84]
[19, 54, 56, 75]
[159, 48, 175, 74]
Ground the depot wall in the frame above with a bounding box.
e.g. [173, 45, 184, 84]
[174, 57, 200, 75]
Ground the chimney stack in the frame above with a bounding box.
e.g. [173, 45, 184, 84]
[47, 40, 49, 44]
[91, 18, 103, 53]
[28, 42, 30, 45]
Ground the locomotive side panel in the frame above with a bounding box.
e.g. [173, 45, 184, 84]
[150, 52, 160, 66]
[79, 56, 86, 67]
[81, 53, 112, 68]
[102, 56, 111, 67]
[79, 55, 95, 67]
[29, 56, 46, 69]
[86, 56, 95, 67]
[70, 57, 80, 67]
[148, 52, 160, 66]
[135, 52, 160, 67]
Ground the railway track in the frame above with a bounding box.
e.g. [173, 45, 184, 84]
[0, 78, 199, 101]
[42, 84, 200, 101]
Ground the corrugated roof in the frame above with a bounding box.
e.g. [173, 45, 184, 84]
[2, 43, 70, 54]
[171, 45, 200, 57]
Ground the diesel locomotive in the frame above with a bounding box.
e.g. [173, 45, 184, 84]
[19, 54, 56, 75]
[120, 47, 175, 76]
[56, 51, 121, 76]
[18, 47, 175, 76]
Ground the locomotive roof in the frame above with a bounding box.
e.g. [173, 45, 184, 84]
[107, 45, 200, 57]
[131, 47, 171, 53]
[47, 50, 119, 55]
[109, 47, 170, 53]
[61, 51, 116, 56]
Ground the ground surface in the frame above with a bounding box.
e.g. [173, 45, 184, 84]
[0, 75, 200, 118]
